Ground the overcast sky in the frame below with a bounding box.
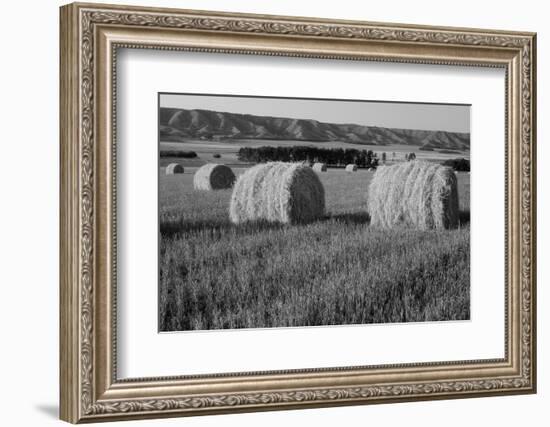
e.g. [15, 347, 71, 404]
[160, 93, 470, 133]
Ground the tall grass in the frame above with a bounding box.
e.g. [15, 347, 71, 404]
[159, 169, 470, 331]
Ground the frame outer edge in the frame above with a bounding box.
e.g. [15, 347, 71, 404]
[59, 2, 537, 422]
[60, 3, 81, 424]
[68, 1, 537, 37]
[529, 33, 537, 393]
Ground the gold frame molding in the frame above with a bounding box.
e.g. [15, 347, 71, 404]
[60, 2, 537, 423]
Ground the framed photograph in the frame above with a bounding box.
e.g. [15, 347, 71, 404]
[60, 2, 537, 423]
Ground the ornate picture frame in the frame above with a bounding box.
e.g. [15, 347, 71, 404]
[60, 2, 536, 423]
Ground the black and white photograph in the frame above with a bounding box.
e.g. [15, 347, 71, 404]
[158, 93, 471, 332]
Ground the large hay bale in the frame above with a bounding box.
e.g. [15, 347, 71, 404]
[368, 161, 459, 230]
[230, 162, 325, 225]
[166, 163, 184, 175]
[193, 163, 236, 190]
[345, 164, 358, 172]
[312, 162, 327, 172]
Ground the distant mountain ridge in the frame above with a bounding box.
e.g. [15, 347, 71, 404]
[160, 107, 470, 150]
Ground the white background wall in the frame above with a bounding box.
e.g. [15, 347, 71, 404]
[0, 0, 546, 425]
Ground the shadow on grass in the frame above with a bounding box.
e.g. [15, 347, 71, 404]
[329, 212, 371, 225]
[161, 211, 373, 238]
[161, 209, 469, 238]
[160, 218, 286, 238]
[459, 210, 470, 226]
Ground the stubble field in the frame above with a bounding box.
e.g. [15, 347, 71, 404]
[159, 166, 470, 332]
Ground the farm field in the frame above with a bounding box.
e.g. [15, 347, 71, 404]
[160, 139, 470, 168]
[159, 166, 470, 331]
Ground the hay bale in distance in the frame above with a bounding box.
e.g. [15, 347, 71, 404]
[312, 162, 327, 172]
[368, 161, 459, 230]
[193, 163, 236, 190]
[345, 164, 358, 172]
[230, 162, 325, 225]
[166, 163, 184, 175]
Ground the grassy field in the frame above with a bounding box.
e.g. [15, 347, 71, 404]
[159, 166, 470, 331]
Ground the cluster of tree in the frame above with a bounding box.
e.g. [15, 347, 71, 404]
[379, 151, 416, 163]
[237, 146, 379, 168]
[442, 158, 470, 171]
[159, 150, 198, 158]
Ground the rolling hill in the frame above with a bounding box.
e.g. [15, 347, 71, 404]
[160, 107, 470, 150]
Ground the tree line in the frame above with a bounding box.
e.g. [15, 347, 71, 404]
[237, 146, 379, 168]
[159, 150, 197, 158]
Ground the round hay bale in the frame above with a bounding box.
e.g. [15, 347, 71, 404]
[312, 162, 327, 172]
[166, 163, 184, 175]
[345, 164, 358, 172]
[193, 163, 235, 190]
[230, 162, 325, 225]
[368, 161, 459, 230]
